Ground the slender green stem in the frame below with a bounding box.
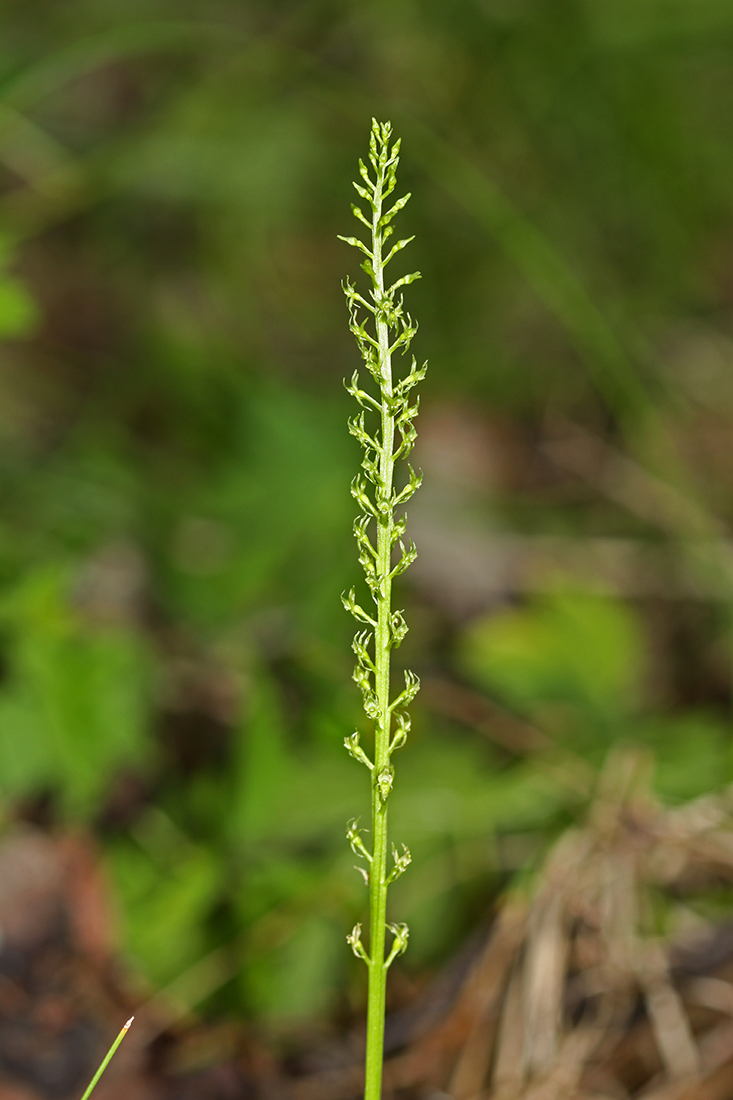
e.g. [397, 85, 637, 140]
[79, 1017, 134, 1100]
[340, 120, 425, 1100]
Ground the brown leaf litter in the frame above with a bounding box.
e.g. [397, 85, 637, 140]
[6, 747, 733, 1100]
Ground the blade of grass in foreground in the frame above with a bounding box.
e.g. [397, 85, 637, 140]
[79, 1016, 134, 1100]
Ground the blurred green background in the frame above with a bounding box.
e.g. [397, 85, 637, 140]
[2, 0, 733, 1033]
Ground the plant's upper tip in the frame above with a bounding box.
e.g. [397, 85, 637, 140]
[124, 1016, 134, 1030]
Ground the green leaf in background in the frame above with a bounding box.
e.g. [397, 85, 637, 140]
[247, 914, 342, 1024]
[0, 272, 39, 337]
[109, 823, 222, 987]
[0, 234, 40, 338]
[229, 665, 294, 846]
[631, 711, 732, 803]
[0, 565, 150, 815]
[461, 589, 645, 721]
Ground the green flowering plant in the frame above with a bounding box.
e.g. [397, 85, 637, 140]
[339, 119, 426, 1100]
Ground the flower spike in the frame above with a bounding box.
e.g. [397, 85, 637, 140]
[339, 121, 426, 1100]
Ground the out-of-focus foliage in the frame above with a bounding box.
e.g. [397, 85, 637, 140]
[463, 593, 644, 723]
[0, 565, 149, 813]
[0, 0, 733, 1031]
